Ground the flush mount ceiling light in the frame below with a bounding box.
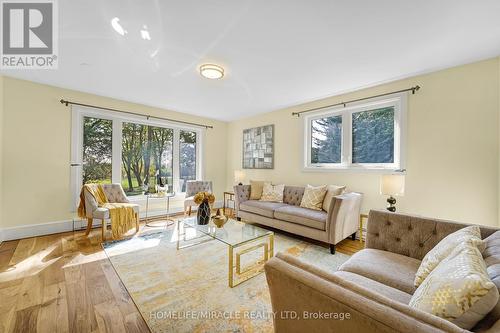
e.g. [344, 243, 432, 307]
[111, 17, 127, 36]
[199, 64, 224, 79]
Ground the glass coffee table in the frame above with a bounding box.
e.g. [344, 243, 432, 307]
[177, 217, 274, 287]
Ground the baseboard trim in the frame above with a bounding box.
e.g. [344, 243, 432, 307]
[0, 201, 223, 242]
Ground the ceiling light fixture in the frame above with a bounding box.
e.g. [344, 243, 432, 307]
[140, 25, 151, 40]
[199, 64, 224, 79]
[111, 17, 127, 36]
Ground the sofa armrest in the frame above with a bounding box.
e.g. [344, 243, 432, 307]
[233, 185, 250, 215]
[327, 192, 363, 245]
[264, 253, 466, 333]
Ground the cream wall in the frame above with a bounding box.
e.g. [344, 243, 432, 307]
[227, 57, 500, 227]
[0, 76, 227, 229]
[0, 76, 4, 233]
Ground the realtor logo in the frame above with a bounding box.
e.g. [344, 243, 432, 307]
[1, 0, 58, 69]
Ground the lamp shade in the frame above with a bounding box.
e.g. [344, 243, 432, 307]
[380, 174, 405, 196]
[234, 170, 245, 184]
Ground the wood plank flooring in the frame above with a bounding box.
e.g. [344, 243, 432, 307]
[0, 217, 364, 333]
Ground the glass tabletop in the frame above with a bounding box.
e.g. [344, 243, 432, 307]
[180, 216, 273, 247]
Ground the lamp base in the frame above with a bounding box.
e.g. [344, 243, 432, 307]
[387, 196, 397, 212]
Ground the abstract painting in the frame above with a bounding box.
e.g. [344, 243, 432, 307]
[243, 124, 274, 169]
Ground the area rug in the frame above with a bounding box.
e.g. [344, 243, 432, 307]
[103, 224, 350, 333]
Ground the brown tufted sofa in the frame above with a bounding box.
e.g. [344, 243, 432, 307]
[233, 185, 362, 253]
[265, 210, 500, 333]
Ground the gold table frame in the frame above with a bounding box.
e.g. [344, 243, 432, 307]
[176, 220, 274, 288]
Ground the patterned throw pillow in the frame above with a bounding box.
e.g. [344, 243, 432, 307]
[414, 225, 485, 287]
[322, 185, 346, 212]
[300, 185, 327, 211]
[260, 183, 285, 202]
[409, 242, 498, 329]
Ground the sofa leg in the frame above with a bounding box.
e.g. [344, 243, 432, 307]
[236, 217, 241, 221]
[330, 244, 335, 254]
[351, 232, 356, 241]
[188, 206, 192, 216]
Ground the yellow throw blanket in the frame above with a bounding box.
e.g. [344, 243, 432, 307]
[78, 184, 137, 239]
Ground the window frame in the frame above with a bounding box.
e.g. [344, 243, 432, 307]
[303, 93, 407, 173]
[71, 106, 204, 206]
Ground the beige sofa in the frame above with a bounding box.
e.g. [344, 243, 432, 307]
[233, 185, 362, 254]
[265, 210, 500, 333]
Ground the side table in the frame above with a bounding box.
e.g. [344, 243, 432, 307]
[223, 191, 235, 216]
[145, 192, 176, 227]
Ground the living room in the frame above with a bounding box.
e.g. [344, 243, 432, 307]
[1, 1, 500, 332]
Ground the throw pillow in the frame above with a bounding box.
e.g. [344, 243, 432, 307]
[474, 231, 500, 330]
[414, 225, 485, 287]
[260, 183, 285, 203]
[249, 180, 268, 200]
[409, 242, 498, 329]
[322, 185, 346, 212]
[300, 185, 328, 211]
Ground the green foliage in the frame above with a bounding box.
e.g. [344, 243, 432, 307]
[311, 115, 342, 163]
[310, 107, 394, 165]
[83, 117, 112, 184]
[352, 107, 394, 163]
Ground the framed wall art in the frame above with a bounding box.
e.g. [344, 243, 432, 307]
[242, 124, 274, 169]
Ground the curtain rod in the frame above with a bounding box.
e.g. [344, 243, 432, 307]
[291, 85, 421, 117]
[60, 99, 214, 129]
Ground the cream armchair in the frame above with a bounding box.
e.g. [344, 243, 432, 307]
[184, 180, 213, 215]
[83, 183, 140, 240]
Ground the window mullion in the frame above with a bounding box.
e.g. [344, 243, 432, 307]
[112, 119, 122, 184]
[173, 129, 180, 193]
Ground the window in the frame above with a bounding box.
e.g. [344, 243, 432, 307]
[304, 95, 405, 171]
[179, 130, 197, 192]
[121, 123, 173, 195]
[72, 107, 202, 202]
[82, 117, 112, 184]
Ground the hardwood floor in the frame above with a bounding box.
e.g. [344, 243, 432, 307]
[0, 217, 364, 333]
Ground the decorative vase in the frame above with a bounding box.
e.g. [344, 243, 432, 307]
[197, 199, 211, 225]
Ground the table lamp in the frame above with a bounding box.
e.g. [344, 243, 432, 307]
[234, 170, 245, 185]
[380, 174, 405, 212]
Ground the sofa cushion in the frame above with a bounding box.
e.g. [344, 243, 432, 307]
[334, 271, 413, 305]
[239, 200, 286, 218]
[339, 248, 421, 294]
[409, 242, 498, 330]
[274, 205, 327, 230]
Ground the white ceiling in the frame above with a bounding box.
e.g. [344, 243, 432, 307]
[2, 0, 500, 121]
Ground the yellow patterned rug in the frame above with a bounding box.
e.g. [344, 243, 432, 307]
[103, 224, 350, 333]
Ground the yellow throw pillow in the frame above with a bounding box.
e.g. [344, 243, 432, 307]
[260, 183, 285, 203]
[409, 242, 498, 329]
[300, 185, 328, 211]
[322, 185, 346, 212]
[249, 180, 268, 200]
[414, 225, 485, 287]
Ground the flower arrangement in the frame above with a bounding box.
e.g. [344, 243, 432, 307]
[194, 191, 215, 205]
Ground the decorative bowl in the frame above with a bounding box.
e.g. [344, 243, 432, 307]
[212, 215, 228, 228]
